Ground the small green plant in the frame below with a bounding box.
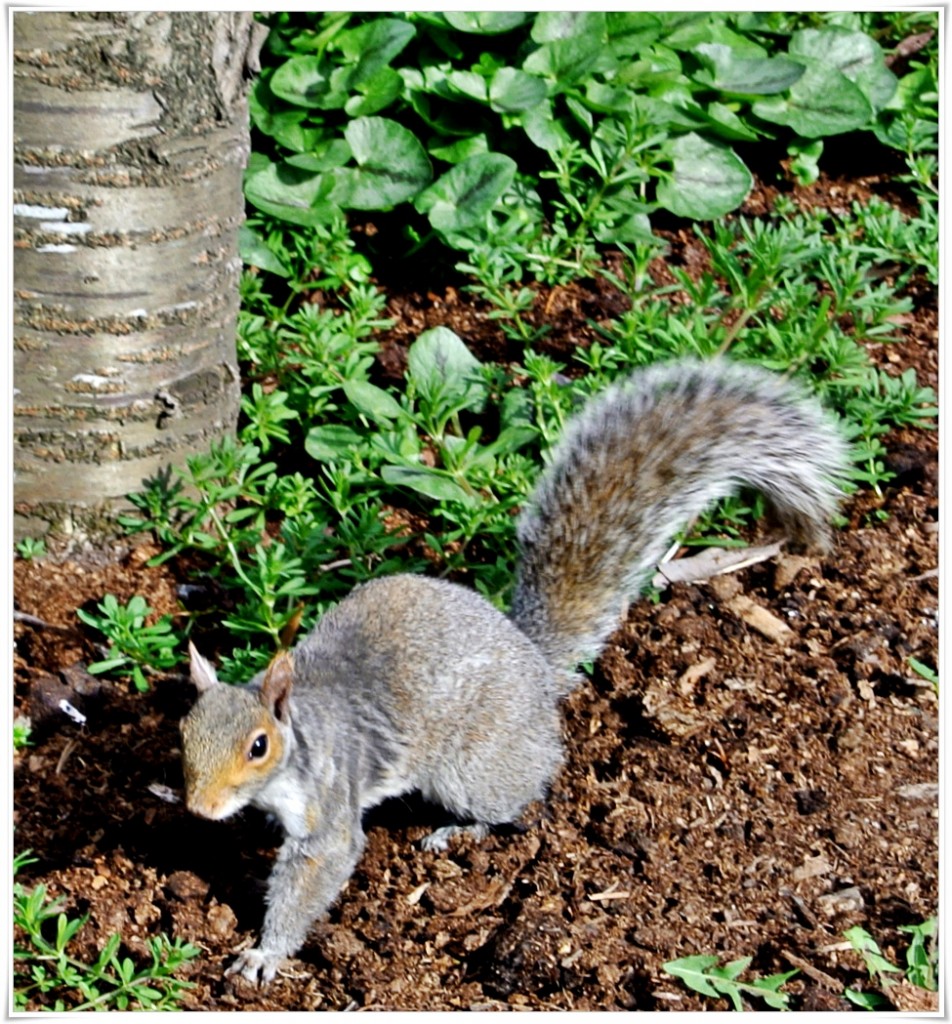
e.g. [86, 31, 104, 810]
[843, 920, 938, 1008]
[14, 849, 200, 1011]
[76, 595, 183, 693]
[663, 953, 798, 1010]
[900, 917, 939, 992]
[16, 536, 47, 560]
[14, 714, 33, 750]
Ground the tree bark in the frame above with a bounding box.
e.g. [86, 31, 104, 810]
[13, 11, 266, 545]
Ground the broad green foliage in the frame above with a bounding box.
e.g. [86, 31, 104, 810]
[241, 9, 928, 267]
[111, 11, 936, 677]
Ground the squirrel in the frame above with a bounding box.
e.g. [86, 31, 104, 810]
[180, 356, 849, 984]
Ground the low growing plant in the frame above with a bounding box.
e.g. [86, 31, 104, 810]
[14, 850, 200, 1011]
[76, 595, 183, 693]
[663, 953, 798, 1010]
[843, 920, 938, 1009]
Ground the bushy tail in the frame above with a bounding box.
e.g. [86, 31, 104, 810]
[509, 358, 850, 676]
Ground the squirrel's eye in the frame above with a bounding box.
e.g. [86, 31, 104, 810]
[249, 733, 269, 760]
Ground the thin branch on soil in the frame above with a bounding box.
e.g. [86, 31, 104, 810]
[14, 610, 78, 634]
[652, 541, 784, 590]
[780, 949, 843, 992]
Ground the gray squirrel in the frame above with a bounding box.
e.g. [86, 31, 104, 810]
[180, 357, 849, 984]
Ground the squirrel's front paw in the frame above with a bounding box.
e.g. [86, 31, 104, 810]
[225, 947, 283, 986]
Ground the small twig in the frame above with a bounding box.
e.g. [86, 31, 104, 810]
[55, 739, 78, 775]
[884, 30, 934, 66]
[319, 558, 353, 573]
[780, 949, 843, 992]
[14, 610, 77, 634]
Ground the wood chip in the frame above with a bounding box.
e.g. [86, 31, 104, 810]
[405, 882, 430, 906]
[792, 855, 832, 882]
[447, 878, 511, 917]
[652, 541, 784, 590]
[723, 593, 793, 642]
[588, 882, 632, 902]
[676, 656, 717, 695]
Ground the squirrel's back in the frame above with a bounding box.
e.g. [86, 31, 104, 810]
[510, 358, 849, 675]
[293, 574, 564, 820]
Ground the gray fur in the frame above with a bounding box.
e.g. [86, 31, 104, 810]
[180, 356, 849, 983]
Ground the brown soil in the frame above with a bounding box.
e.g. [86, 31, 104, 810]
[13, 167, 938, 1012]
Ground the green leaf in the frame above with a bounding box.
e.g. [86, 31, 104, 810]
[845, 988, 890, 1009]
[380, 465, 476, 506]
[606, 12, 664, 56]
[337, 18, 415, 86]
[698, 100, 762, 142]
[845, 925, 903, 981]
[489, 67, 548, 113]
[428, 134, 489, 164]
[86, 657, 131, 674]
[790, 28, 897, 110]
[664, 954, 796, 1011]
[342, 380, 405, 425]
[284, 139, 353, 173]
[245, 160, 340, 227]
[519, 100, 572, 152]
[752, 63, 873, 138]
[344, 67, 404, 118]
[443, 12, 528, 35]
[238, 224, 289, 278]
[304, 424, 366, 461]
[787, 137, 824, 186]
[407, 327, 487, 412]
[694, 42, 805, 94]
[333, 117, 432, 210]
[443, 70, 489, 103]
[524, 34, 605, 86]
[663, 956, 725, 1000]
[415, 153, 517, 234]
[657, 132, 752, 219]
[269, 56, 330, 108]
[532, 11, 607, 43]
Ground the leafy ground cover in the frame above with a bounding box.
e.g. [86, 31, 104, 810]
[13, 10, 938, 1012]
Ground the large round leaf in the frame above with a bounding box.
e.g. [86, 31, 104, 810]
[414, 153, 516, 234]
[656, 132, 752, 220]
[443, 12, 528, 34]
[489, 67, 548, 113]
[245, 160, 340, 227]
[334, 117, 432, 210]
[693, 42, 805, 95]
[790, 28, 897, 111]
[752, 63, 873, 138]
[270, 56, 330, 108]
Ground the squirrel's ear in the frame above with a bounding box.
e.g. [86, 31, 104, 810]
[189, 641, 220, 692]
[261, 651, 294, 723]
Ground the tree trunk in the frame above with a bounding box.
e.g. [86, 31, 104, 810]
[13, 11, 265, 545]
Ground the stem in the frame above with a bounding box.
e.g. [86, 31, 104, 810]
[205, 505, 265, 603]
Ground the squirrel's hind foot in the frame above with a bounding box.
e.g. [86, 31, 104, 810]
[420, 822, 489, 853]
